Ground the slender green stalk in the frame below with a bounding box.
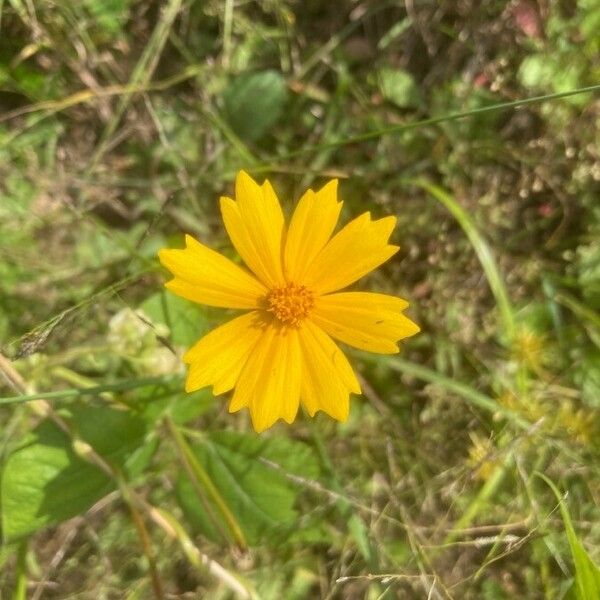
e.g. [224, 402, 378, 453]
[12, 542, 28, 600]
[119, 480, 165, 600]
[0, 375, 178, 405]
[165, 416, 247, 548]
[263, 83, 600, 164]
[222, 0, 234, 68]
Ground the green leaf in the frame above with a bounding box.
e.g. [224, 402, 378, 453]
[519, 55, 556, 89]
[135, 378, 214, 426]
[176, 431, 320, 545]
[519, 55, 586, 105]
[537, 474, 600, 599]
[140, 290, 209, 347]
[222, 70, 288, 142]
[348, 513, 373, 563]
[83, 0, 133, 36]
[377, 67, 421, 109]
[1, 405, 152, 542]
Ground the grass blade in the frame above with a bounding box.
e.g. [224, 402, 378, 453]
[412, 179, 516, 343]
[381, 356, 529, 429]
[537, 473, 600, 599]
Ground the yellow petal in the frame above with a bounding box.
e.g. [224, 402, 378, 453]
[297, 320, 361, 422]
[159, 234, 267, 309]
[284, 179, 342, 281]
[185, 311, 267, 395]
[303, 212, 399, 294]
[312, 292, 420, 354]
[229, 322, 302, 433]
[220, 171, 285, 287]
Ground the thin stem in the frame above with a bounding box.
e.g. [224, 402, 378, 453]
[256, 83, 600, 168]
[0, 375, 179, 405]
[121, 482, 165, 600]
[164, 416, 247, 548]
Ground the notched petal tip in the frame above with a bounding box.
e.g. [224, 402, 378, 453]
[157, 247, 176, 267]
[185, 372, 203, 393]
[261, 178, 277, 193]
[379, 214, 397, 228]
[219, 195, 235, 211]
[159, 234, 196, 265]
[317, 177, 338, 195]
[282, 413, 297, 425]
[184, 233, 201, 249]
[248, 404, 279, 433]
[350, 377, 362, 395]
[212, 381, 230, 396]
[235, 169, 262, 198]
[251, 418, 270, 434]
[221, 173, 285, 287]
[331, 408, 350, 423]
[248, 409, 299, 433]
[306, 403, 351, 423]
[303, 207, 401, 294]
[236, 169, 255, 184]
[404, 319, 421, 337]
[228, 398, 244, 414]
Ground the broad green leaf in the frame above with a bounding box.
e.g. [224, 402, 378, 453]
[377, 67, 421, 108]
[176, 431, 320, 545]
[222, 70, 288, 142]
[1, 405, 153, 542]
[538, 474, 600, 599]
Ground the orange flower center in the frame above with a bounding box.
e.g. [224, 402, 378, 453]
[266, 282, 314, 327]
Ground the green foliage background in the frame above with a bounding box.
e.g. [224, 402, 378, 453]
[1, 0, 599, 598]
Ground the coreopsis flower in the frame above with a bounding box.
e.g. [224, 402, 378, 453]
[159, 171, 419, 432]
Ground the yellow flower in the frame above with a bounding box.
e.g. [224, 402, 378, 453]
[158, 171, 419, 432]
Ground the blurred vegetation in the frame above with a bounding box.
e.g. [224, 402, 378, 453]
[1, 0, 600, 598]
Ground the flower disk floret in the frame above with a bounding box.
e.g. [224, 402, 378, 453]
[266, 282, 315, 327]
